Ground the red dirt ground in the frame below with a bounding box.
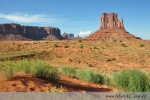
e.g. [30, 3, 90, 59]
[0, 75, 114, 92]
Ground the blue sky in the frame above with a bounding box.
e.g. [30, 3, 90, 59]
[0, 0, 150, 39]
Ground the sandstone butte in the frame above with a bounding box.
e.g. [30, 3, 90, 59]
[0, 23, 64, 40]
[84, 13, 141, 41]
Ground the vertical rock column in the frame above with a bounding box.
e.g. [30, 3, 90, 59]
[100, 13, 124, 29]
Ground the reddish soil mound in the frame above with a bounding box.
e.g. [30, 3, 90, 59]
[85, 29, 139, 40]
[56, 76, 114, 92]
[0, 75, 114, 92]
[0, 75, 52, 92]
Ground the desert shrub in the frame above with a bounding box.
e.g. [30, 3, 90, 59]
[76, 69, 104, 84]
[61, 66, 76, 77]
[54, 44, 59, 47]
[48, 86, 65, 92]
[113, 40, 117, 42]
[78, 40, 82, 42]
[88, 64, 93, 67]
[107, 58, 116, 62]
[113, 69, 150, 92]
[94, 46, 98, 49]
[80, 45, 83, 49]
[44, 67, 58, 82]
[140, 44, 145, 47]
[64, 45, 70, 48]
[121, 43, 127, 47]
[1, 62, 16, 79]
[0, 60, 58, 82]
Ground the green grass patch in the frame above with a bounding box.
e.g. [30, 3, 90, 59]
[61, 66, 76, 77]
[76, 69, 104, 84]
[60, 67, 105, 84]
[113, 69, 150, 92]
[0, 59, 58, 82]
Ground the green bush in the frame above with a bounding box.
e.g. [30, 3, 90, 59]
[113, 69, 150, 92]
[61, 66, 76, 77]
[103, 76, 112, 86]
[76, 69, 104, 84]
[45, 67, 59, 82]
[1, 63, 15, 79]
[0, 60, 58, 82]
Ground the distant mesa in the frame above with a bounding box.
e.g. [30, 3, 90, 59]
[0, 13, 141, 41]
[62, 32, 82, 40]
[0, 23, 64, 40]
[62, 33, 74, 39]
[84, 13, 141, 41]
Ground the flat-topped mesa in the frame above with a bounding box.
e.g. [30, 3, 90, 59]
[100, 13, 124, 29]
[84, 13, 141, 41]
[0, 23, 64, 40]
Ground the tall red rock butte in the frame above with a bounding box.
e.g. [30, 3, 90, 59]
[84, 13, 140, 40]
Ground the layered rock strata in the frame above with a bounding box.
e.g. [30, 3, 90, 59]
[0, 23, 64, 40]
[84, 13, 140, 40]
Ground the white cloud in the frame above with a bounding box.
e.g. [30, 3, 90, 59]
[0, 12, 61, 24]
[79, 31, 91, 37]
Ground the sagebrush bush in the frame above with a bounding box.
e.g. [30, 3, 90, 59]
[61, 66, 76, 77]
[140, 44, 145, 47]
[107, 58, 116, 62]
[76, 69, 104, 84]
[80, 45, 83, 49]
[113, 69, 150, 92]
[64, 45, 70, 48]
[0, 60, 58, 82]
[121, 43, 127, 47]
[54, 44, 59, 47]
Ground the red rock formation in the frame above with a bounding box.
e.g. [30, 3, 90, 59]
[100, 13, 124, 29]
[84, 13, 140, 40]
[0, 23, 64, 40]
[62, 33, 74, 39]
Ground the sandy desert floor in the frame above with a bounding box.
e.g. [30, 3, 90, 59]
[0, 40, 150, 92]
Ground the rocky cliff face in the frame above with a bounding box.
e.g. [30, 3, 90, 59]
[62, 33, 74, 39]
[0, 23, 64, 40]
[61, 33, 82, 40]
[100, 13, 124, 29]
[84, 13, 140, 40]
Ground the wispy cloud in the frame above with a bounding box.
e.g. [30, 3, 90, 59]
[0, 12, 63, 24]
[79, 31, 91, 37]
